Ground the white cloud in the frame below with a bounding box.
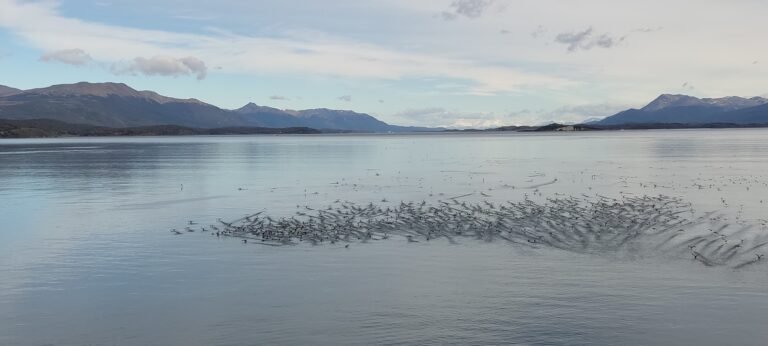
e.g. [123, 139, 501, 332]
[390, 103, 631, 128]
[538, 103, 631, 123]
[270, 95, 289, 101]
[111, 56, 207, 80]
[0, 0, 570, 93]
[390, 107, 500, 128]
[337, 95, 352, 102]
[40, 48, 92, 65]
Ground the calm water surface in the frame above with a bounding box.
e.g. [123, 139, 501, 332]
[1, 130, 767, 345]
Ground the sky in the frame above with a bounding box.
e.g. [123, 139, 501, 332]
[0, 0, 767, 128]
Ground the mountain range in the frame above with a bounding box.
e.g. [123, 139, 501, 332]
[0, 82, 435, 132]
[597, 94, 768, 125]
[3, 82, 768, 132]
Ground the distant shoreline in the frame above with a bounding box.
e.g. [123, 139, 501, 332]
[4, 118, 768, 139]
[446, 122, 768, 133]
[0, 118, 322, 138]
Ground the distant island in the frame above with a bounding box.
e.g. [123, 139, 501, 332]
[2, 81, 768, 138]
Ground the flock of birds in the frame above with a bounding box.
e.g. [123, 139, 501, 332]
[174, 193, 768, 270]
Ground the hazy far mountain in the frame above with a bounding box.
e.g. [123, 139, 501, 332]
[0, 82, 437, 132]
[234, 103, 438, 132]
[642, 94, 768, 112]
[0, 85, 21, 96]
[598, 94, 768, 125]
[295, 108, 393, 132]
[0, 82, 245, 128]
[234, 103, 305, 128]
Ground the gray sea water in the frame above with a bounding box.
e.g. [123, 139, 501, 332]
[1, 130, 767, 345]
